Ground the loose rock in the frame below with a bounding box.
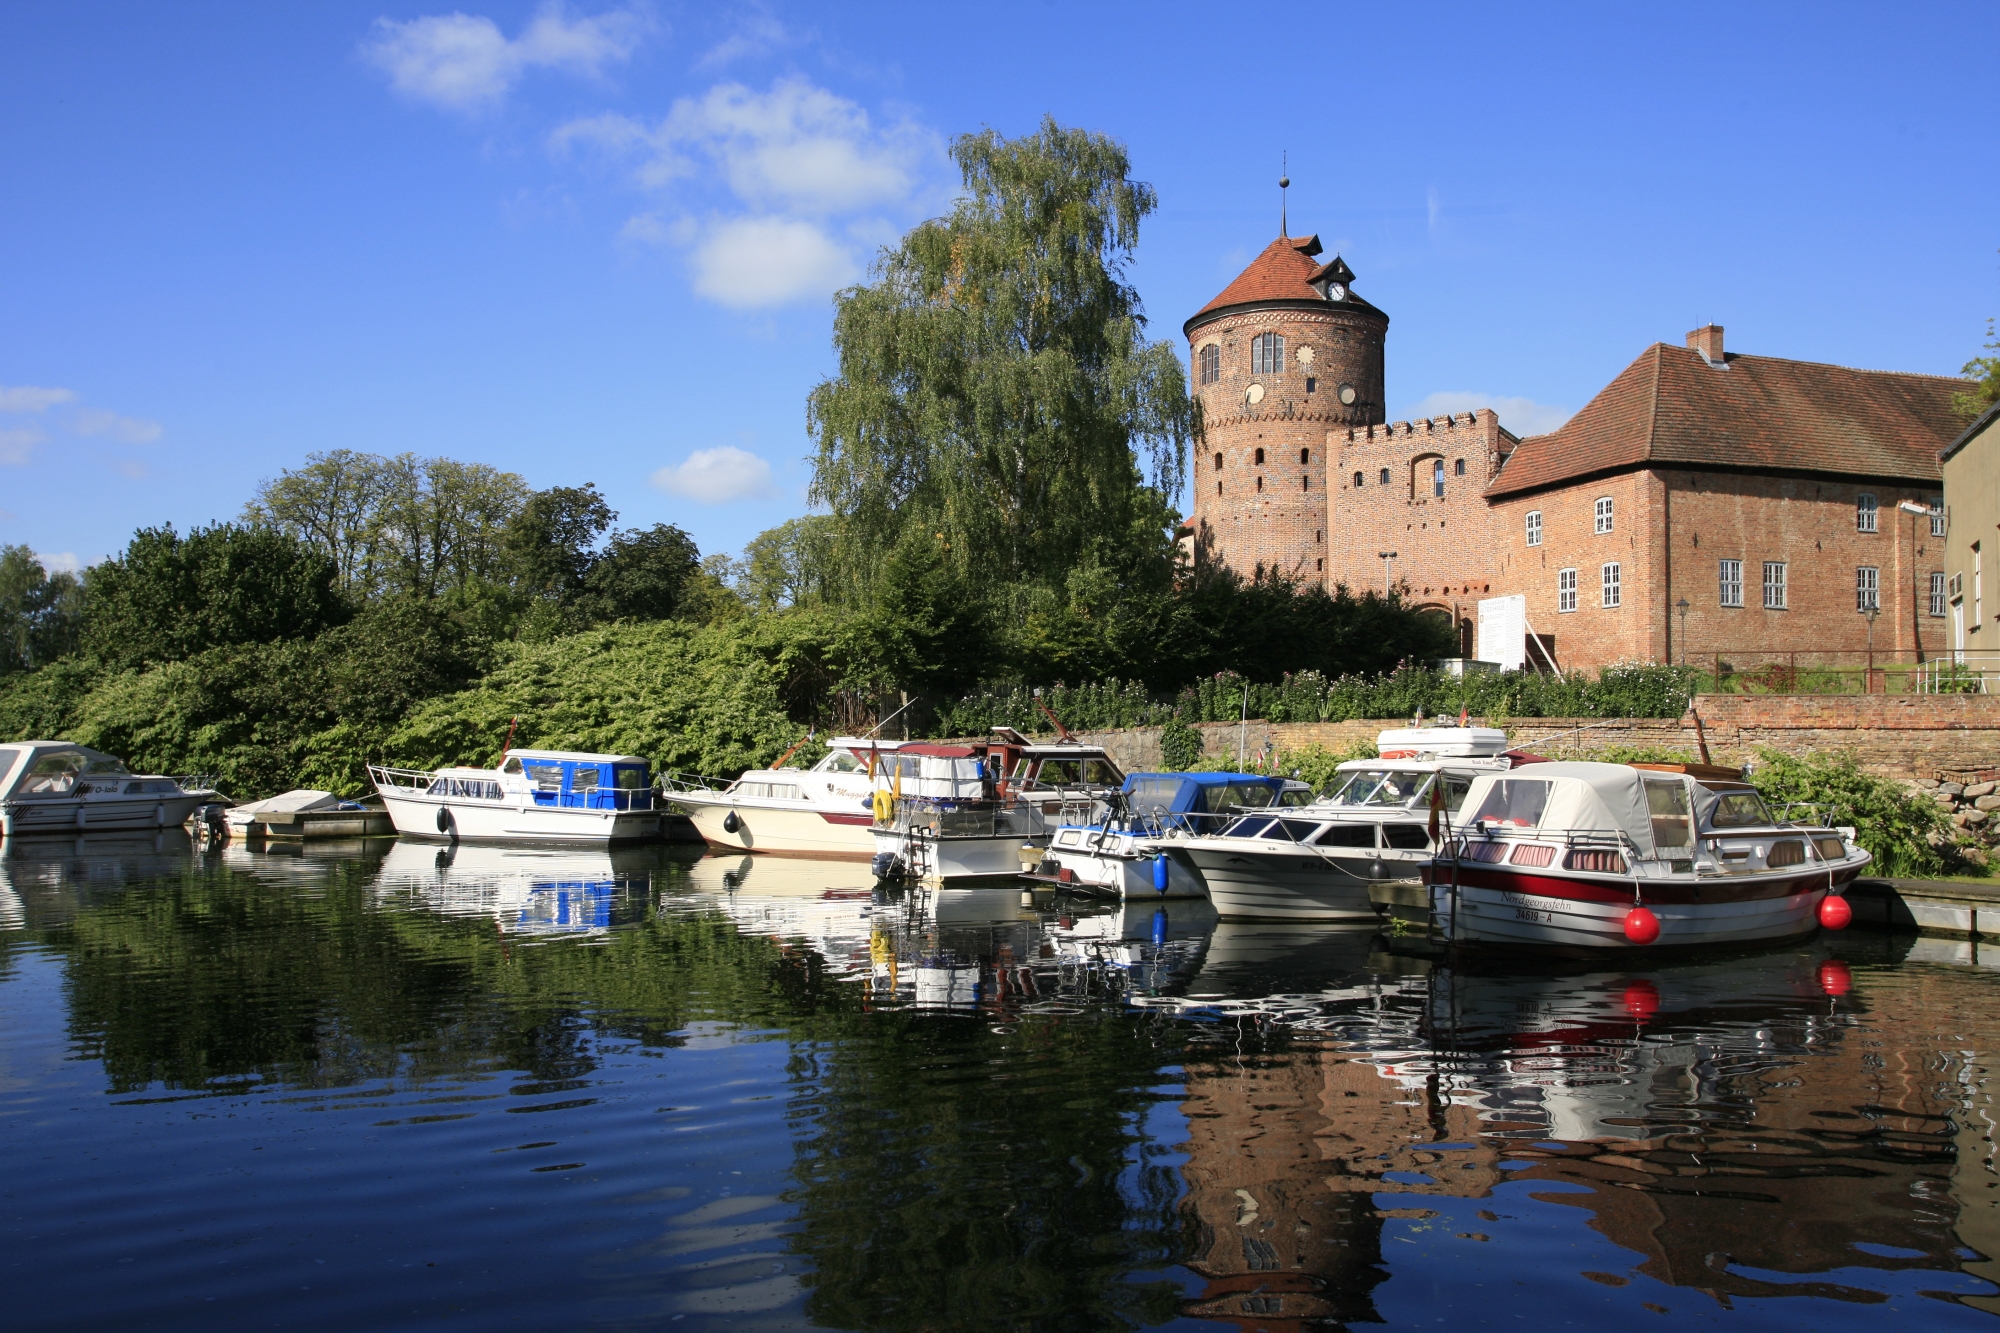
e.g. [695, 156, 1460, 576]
[1967, 781, 1998, 799]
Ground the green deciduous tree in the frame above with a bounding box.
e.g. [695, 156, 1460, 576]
[806, 118, 1194, 599]
[1958, 318, 2000, 419]
[578, 523, 703, 622]
[0, 545, 84, 675]
[81, 524, 348, 669]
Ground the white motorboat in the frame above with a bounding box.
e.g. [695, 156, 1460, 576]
[1033, 771, 1303, 900]
[870, 731, 1127, 882]
[0, 741, 217, 838]
[1169, 727, 1526, 922]
[666, 737, 905, 860]
[368, 749, 661, 845]
[1424, 761, 1871, 951]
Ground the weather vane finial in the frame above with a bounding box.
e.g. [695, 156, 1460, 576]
[1280, 152, 1290, 237]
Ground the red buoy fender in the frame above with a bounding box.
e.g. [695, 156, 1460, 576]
[1818, 894, 1852, 931]
[1623, 906, 1661, 945]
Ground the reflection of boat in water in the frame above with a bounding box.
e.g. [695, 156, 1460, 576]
[1176, 921, 1399, 1003]
[676, 853, 886, 979]
[371, 839, 653, 935]
[0, 827, 197, 931]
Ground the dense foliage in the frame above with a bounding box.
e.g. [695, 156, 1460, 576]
[1748, 748, 1974, 878]
[0, 545, 83, 675]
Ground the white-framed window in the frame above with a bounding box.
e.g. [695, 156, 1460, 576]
[1558, 567, 1578, 613]
[1525, 511, 1542, 547]
[1930, 571, 1948, 618]
[1602, 562, 1622, 608]
[1719, 559, 1743, 607]
[1198, 343, 1220, 385]
[1856, 565, 1879, 611]
[1763, 561, 1787, 609]
[1856, 493, 1878, 533]
[1251, 332, 1285, 375]
[1930, 498, 1946, 537]
[1594, 496, 1613, 534]
[1432, 459, 1446, 498]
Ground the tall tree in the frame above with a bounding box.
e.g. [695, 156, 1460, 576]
[505, 484, 615, 605]
[806, 118, 1194, 598]
[81, 524, 347, 668]
[0, 546, 84, 675]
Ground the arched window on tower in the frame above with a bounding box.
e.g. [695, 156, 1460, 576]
[1254, 447, 1265, 465]
[1299, 448, 1310, 465]
[1302, 476, 1310, 491]
[1454, 458, 1466, 476]
[1352, 471, 1363, 488]
[1433, 459, 1446, 498]
[1198, 344, 1220, 385]
[1378, 468, 1390, 485]
[1213, 452, 1223, 471]
[1251, 332, 1285, 375]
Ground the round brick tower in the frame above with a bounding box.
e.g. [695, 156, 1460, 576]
[1184, 233, 1389, 585]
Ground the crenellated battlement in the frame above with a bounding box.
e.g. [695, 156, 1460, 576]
[1344, 412, 1488, 442]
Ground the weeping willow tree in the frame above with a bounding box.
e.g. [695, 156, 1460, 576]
[806, 118, 1195, 599]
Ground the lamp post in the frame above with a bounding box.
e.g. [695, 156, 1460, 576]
[1675, 597, 1690, 668]
[1377, 551, 1398, 599]
[1899, 499, 1936, 665]
[1865, 603, 1880, 692]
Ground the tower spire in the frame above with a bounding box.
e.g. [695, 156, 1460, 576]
[1279, 153, 1290, 237]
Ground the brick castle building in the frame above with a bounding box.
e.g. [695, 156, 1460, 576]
[1187, 232, 1966, 671]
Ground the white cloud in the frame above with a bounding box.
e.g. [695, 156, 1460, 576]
[0, 385, 76, 413]
[73, 409, 163, 444]
[363, 3, 650, 112]
[691, 216, 856, 308]
[553, 76, 938, 307]
[0, 425, 44, 464]
[34, 551, 83, 575]
[1407, 392, 1574, 439]
[697, 10, 789, 70]
[650, 446, 777, 503]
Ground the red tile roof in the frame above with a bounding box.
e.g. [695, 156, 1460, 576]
[1487, 342, 1967, 497]
[1194, 235, 1329, 316]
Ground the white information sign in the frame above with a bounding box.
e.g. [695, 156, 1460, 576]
[1477, 595, 1527, 672]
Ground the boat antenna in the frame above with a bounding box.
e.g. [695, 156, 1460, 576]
[863, 695, 919, 740]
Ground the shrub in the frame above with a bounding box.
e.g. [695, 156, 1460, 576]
[1748, 748, 1978, 879]
[1157, 714, 1203, 771]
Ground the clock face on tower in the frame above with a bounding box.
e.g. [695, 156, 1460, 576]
[1327, 283, 1347, 301]
[1338, 383, 1357, 406]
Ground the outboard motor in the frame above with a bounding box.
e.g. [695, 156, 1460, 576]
[871, 851, 904, 881]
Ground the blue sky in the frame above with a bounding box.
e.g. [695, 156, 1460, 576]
[2, 1, 1995, 572]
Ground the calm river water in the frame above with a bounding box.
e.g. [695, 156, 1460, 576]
[3, 832, 1998, 1331]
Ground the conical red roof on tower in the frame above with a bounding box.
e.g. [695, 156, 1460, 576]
[1194, 235, 1328, 316]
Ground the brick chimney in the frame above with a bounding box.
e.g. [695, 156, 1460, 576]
[1686, 324, 1725, 366]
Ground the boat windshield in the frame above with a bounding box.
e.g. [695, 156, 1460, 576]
[1328, 769, 1432, 808]
[1205, 781, 1277, 812]
[1022, 757, 1122, 789]
[614, 766, 649, 790]
[814, 750, 865, 773]
[18, 752, 86, 795]
[1707, 790, 1775, 829]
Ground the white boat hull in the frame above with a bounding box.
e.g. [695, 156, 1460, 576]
[875, 827, 1041, 882]
[1044, 835, 1208, 900]
[674, 793, 877, 859]
[378, 791, 661, 845]
[1174, 842, 1418, 921]
[3, 792, 208, 836]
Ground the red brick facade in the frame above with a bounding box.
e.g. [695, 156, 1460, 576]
[1183, 242, 1966, 670]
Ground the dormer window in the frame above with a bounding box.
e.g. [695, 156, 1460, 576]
[1251, 333, 1285, 376]
[1198, 344, 1220, 385]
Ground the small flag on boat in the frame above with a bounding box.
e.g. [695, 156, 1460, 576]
[1459, 705, 1468, 726]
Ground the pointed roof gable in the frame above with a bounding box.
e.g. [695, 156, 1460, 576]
[1194, 235, 1329, 316]
[1486, 342, 1967, 497]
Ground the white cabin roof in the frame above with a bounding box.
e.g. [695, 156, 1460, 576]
[1458, 761, 1665, 852]
[1375, 726, 1509, 758]
[504, 749, 649, 765]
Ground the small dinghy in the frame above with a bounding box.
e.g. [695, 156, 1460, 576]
[1422, 761, 1870, 950]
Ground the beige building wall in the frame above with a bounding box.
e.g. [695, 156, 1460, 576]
[1943, 404, 2000, 670]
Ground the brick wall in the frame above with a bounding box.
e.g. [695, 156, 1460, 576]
[1067, 692, 2000, 780]
[1488, 469, 1664, 669]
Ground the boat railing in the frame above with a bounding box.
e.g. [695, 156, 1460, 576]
[891, 796, 1007, 839]
[170, 774, 221, 794]
[369, 764, 436, 794]
[660, 771, 736, 796]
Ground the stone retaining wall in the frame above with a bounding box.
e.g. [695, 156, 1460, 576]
[1064, 693, 2000, 780]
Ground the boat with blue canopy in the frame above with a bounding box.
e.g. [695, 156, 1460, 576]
[369, 749, 661, 845]
[1026, 770, 1306, 899]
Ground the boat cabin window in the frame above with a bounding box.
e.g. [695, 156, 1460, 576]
[1706, 790, 1774, 829]
[815, 750, 864, 773]
[1316, 823, 1374, 848]
[569, 765, 600, 794]
[1438, 773, 1474, 813]
[1128, 777, 1184, 811]
[1469, 778, 1551, 828]
[1223, 815, 1279, 838]
[501, 757, 523, 775]
[1022, 757, 1121, 789]
[614, 766, 649, 790]
[19, 752, 86, 794]
[1208, 781, 1277, 812]
[1383, 824, 1431, 849]
[1329, 769, 1430, 808]
[1278, 786, 1314, 807]
[1644, 777, 1694, 852]
[83, 757, 130, 775]
[522, 762, 564, 791]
